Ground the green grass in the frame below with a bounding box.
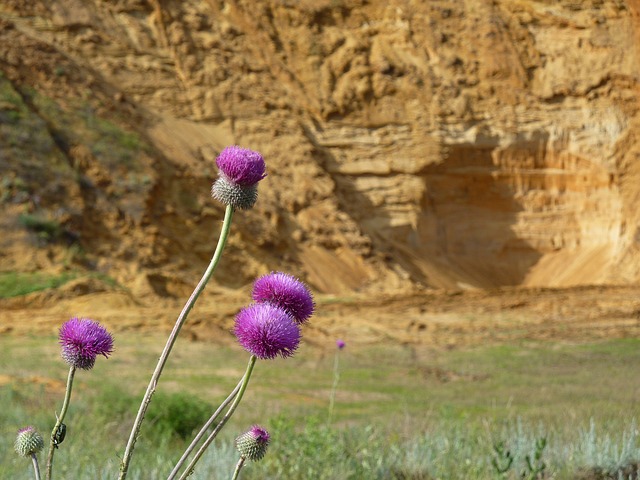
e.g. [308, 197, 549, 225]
[18, 213, 65, 242]
[0, 271, 77, 298]
[0, 270, 125, 299]
[2, 334, 640, 478]
[0, 76, 61, 156]
[29, 90, 146, 170]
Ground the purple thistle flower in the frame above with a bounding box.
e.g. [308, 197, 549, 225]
[59, 317, 114, 370]
[211, 146, 266, 210]
[252, 272, 314, 324]
[216, 146, 266, 186]
[336, 339, 346, 350]
[235, 425, 270, 461]
[234, 303, 300, 360]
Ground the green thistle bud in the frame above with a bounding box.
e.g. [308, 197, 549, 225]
[211, 177, 258, 210]
[14, 426, 44, 457]
[235, 425, 270, 461]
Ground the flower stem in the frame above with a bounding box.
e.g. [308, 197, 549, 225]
[31, 453, 42, 480]
[45, 365, 76, 480]
[328, 350, 340, 423]
[177, 356, 257, 480]
[230, 456, 246, 480]
[119, 205, 235, 480]
[167, 377, 244, 480]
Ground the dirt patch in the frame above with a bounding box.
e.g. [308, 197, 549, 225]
[0, 374, 66, 394]
[2, 284, 640, 350]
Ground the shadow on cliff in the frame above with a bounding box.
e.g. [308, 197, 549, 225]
[313, 130, 543, 290]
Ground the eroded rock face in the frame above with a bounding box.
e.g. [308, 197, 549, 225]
[0, 0, 638, 293]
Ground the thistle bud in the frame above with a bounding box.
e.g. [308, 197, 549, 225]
[14, 426, 44, 457]
[235, 425, 270, 461]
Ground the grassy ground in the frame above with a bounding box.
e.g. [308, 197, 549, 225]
[0, 271, 122, 299]
[0, 271, 77, 298]
[2, 333, 640, 479]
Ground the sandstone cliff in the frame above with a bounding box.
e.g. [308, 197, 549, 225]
[1, 0, 639, 296]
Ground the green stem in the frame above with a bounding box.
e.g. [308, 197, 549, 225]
[328, 350, 340, 423]
[119, 205, 235, 480]
[177, 356, 257, 480]
[31, 453, 42, 480]
[167, 377, 244, 480]
[230, 456, 246, 480]
[45, 365, 76, 480]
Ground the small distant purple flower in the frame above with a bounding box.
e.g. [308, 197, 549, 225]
[234, 303, 300, 360]
[59, 317, 114, 370]
[236, 425, 270, 461]
[336, 339, 345, 350]
[252, 272, 314, 324]
[216, 146, 266, 186]
[212, 146, 266, 209]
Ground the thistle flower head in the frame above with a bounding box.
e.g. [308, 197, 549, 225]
[216, 146, 266, 186]
[235, 425, 270, 461]
[336, 339, 346, 350]
[59, 317, 114, 370]
[234, 303, 300, 360]
[14, 426, 44, 457]
[211, 146, 266, 210]
[252, 272, 314, 324]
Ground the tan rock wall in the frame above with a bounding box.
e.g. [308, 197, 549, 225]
[0, 0, 639, 293]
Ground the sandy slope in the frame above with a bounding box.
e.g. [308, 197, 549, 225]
[3, 280, 640, 351]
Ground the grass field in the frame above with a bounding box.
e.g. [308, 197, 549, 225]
[2, 333, 640, 479]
